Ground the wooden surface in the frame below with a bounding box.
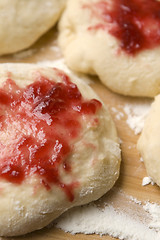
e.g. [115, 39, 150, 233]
[0, 27, 160, 240]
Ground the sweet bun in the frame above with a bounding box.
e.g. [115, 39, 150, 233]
[58, 0, 160, 97]
[0, 64, 121, 236]
[138, 95, 160, 186]
[0, 0, 65, 55]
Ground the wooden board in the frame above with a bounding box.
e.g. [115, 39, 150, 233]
[0, 27, 160, 240]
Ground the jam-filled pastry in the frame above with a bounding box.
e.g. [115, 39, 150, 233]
[138, 95, 160, 186]
[0, 0, 65, 55]
[59, 0, 160, 97]
[0, 64, 121, 236]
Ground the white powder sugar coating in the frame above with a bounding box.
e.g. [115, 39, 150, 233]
[124, 100, 152, 135]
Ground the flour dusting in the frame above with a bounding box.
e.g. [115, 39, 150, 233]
[143, 202, 160, 231]
[54, 187, 160, 240]
[142, 177, 155, 186]
[124, 100, 152, 135]
[56, 200, 160, 240]
[111, 107, 124, 120]
[13, 49, 36, 59]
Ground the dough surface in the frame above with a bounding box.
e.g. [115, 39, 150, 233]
[138, 95, 160, 186]
[0, 63, 121, 236]
[0, 0, 65, 55]
[58, 0, 160, 97]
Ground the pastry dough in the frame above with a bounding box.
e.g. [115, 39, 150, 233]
[0, 64, 121, 236]
[138, 95, 160, 186]
[58, 0, 160, 97]
[0, 0, 65, 55]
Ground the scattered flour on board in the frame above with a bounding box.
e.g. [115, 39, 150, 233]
[55, 200, 160, 240]
[143, 202, 160, 231]
[111, 107, 124, 120]
[140, 157, 144, 162]
[124, 100, 152, 135]
[142, 177, 155, 186]
[12, 49, 37, 59]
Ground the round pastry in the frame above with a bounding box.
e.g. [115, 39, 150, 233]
[137, 95, 160, 186]
[0, 0, 65, 55]
[0, 63, 121, 236]
[58, 0, 160, 97]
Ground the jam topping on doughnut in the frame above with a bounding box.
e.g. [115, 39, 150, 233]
[85, 0, 160, 55]
[0, 69, 101, 201]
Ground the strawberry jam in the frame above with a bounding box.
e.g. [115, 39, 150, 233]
[0, 69, 102, 201]
[85, 0, 160, 55]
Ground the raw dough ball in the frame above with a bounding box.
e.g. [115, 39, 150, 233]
[138, 95, 160, 186]
[0, 0, 66, 55]
[0, 63, 121, 236]
[58, 0, 160, 97]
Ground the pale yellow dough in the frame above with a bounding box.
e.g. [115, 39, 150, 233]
[0, 64, 121, 236]
[138, 95, 160, 186]
[58, 0, 160, 97]
[0, 0, 66, 55]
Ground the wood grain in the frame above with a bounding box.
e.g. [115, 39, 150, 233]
[0, 26, 159, 240]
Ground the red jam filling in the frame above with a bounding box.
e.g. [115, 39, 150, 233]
[0, 70, 102, 201]
[84, 0, 160, 55]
